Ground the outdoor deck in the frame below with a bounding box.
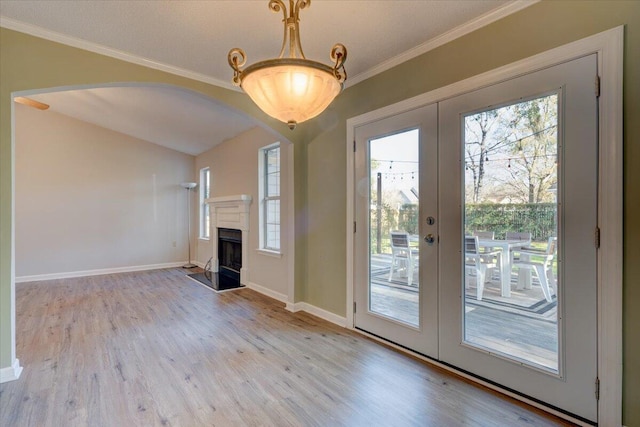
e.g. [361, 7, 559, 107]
[369, 254, 558, 371]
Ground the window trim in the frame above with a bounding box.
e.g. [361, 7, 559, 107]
[259, 142, 281, 252]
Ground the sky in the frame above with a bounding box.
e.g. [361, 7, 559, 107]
[369, 128, 419, 193]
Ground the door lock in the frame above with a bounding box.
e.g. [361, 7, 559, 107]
[426, 216, 435, 225]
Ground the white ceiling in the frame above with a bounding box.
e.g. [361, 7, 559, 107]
[26, 86, 259, 156]
[1, 0, 534, 155]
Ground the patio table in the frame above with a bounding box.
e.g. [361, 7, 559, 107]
[478, 238, 531, 298]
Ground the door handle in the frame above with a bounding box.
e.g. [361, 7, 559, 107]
[424, 234, 435, 245]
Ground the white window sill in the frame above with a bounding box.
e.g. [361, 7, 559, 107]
[198, 237, 210, 242]
[256, 248, 282, 258]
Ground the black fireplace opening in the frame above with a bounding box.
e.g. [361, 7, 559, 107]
[218, 228, 242, 289]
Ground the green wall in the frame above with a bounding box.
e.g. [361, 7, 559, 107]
[1, 1, 638, 424]
[300, 1, 639, 424]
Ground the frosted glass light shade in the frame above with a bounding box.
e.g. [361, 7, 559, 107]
[240, 59, 342, 129]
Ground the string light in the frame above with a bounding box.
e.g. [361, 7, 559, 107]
[374, 159, 419, 165]
[465, 153, 557, 164]
[376, 170, 419, 181]
[371, 159, 419, 182]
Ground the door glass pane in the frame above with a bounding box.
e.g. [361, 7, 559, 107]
[462, 94, 559, 372]
[369, 129, 419, 327]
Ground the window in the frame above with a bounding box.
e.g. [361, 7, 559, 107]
[199, 167, 210, 239]
[259, 143, 280, 251]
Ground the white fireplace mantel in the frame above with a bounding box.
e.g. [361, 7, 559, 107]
[206, 195, 252, 284]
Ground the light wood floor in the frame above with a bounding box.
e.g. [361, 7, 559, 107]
[0, 268, 575, 426]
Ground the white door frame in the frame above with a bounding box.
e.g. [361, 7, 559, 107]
[345, 26, 623, 425]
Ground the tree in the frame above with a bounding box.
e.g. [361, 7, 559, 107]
[500, 96, 558, 203]
[398, 204, 418, 235]
[464, 95, 558, 204]
[464, 110, 504, 203]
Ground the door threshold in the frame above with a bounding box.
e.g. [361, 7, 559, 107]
[353, 327, 596, 427]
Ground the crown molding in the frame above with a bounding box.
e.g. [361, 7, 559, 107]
[346, 0, 540, 87]
[1, 1, 538, 93]
[0, 16, 239, 92]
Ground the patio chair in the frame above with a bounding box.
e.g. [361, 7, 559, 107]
[388, 231, 419, 286]
[465, 236, 501, 300]
[506, 231, 533, 273]
[505, 231, 532, 242]
[474, 231, 495, 240]
[474, 230, 499, 280]
[512, 237, 557, 302]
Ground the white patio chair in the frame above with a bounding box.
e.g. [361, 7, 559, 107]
[512, 237, 557, 302]
[465, 236, 501, 300]
[506, 231, 533, 277]
[388, 231, 419, 287]
[474, 230, 499, 280]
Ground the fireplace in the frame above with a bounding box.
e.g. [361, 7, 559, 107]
[205, 195, 252, 291]
[218, 228, 242, 287]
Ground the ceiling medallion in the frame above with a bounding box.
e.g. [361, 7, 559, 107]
[228, 0, 347, 130]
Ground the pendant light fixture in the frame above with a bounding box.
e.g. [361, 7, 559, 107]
[228, 0, 347, 130]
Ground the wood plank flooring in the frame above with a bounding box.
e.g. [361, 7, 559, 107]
[0, 268, 576, 426]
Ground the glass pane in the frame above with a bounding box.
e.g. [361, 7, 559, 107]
[204, 169, 210, 198]
[462, 94, 559, 372]
[266, 147, 280, 197]
[203, 204, 210, 239]
[369, 129, 419, 327]
[201, 168, 210, 239]
[265, 199, 280, 250]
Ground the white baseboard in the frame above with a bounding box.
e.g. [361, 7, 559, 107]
[15, 262, 186, 283]
[286, 301, 304, 312]
[245, 281, 288, 304]
[0, 358, 23, 383]
[285, 302, 347, 328]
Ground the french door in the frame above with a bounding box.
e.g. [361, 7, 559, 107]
[354, 104, 438, 357]
[353, 54, 598, 422]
